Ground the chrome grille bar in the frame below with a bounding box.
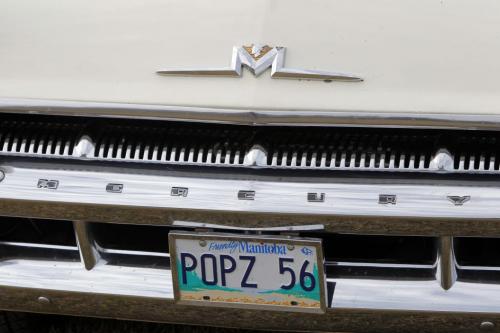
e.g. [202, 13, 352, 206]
[436, 236, 457, 290]
[73, 221, 99, 271]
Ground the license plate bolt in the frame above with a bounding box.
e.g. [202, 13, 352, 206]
[287, 244, 295, 251]
[199, 240, 207, 247]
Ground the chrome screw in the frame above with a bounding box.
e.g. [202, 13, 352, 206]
[199, 240, 207, 247]
[37, 296, 50, 305]
[287, 244, 295, 251]
[480, 322, 495, 331]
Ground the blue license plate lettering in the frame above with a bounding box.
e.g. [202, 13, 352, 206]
[172, 234, 325, 312]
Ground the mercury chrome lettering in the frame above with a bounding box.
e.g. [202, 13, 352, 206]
[37, 179, 59, 190]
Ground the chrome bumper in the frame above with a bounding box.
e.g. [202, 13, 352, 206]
[2, 258, 500, 313]
[1, 260, 500, 333]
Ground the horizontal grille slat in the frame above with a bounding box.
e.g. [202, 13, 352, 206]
[2, 113, 500, 173]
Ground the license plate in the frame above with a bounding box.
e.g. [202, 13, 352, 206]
[169, 231, 327, 313]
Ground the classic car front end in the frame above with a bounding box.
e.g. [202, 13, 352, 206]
[1, 0, 500, 332]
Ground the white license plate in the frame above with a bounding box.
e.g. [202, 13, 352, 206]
[169, 232, 327, 313]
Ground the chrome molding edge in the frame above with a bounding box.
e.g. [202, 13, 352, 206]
[2, 97, 500, 130]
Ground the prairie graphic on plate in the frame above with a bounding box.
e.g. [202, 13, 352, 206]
[171, 233, 325, 311]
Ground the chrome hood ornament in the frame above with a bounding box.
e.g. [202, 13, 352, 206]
[157, 44, 362, 82]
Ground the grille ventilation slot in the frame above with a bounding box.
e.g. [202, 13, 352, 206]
[1, 114, 500, 173]
[0, 217, 79, 261]
[0, 120, 78, 157]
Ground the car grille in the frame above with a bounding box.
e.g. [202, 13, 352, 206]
[1, 108, 500, 326]
[1, 113, 500, 173]
[1, 217, 498, 289]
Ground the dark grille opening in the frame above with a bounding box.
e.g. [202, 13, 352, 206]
[319, 234, 437, 265]
[90, 223, 170, 253]
[0, 217, 79, 261]
[450, 237, 500, 284]
[455, 237, 500, 267]
[0, 217, 76, 246]
[90, 222, 171, 268]
[326, 265, 436, 280]
[303, 233, 438, 280]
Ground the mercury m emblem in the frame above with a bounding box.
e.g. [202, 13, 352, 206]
[157, 44, 362, 82]
[379, 194, 397, 205]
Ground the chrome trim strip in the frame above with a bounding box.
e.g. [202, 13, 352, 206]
[457, 265, 500, 271]
[0, 240, 170, 259]
[2, 162, 500, 235]
[172, 221, 325, 232]
[97, 247, 170, 258]
[2, 98, 500, 130]
[0, 241, 78, 251]
[0, 163, 499, 222]
[330, 262, 435, 269]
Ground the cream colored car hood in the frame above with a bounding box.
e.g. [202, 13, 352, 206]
[0, 0, 499, 115]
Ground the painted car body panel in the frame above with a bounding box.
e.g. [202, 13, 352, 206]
[0, 0, 498, 114]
